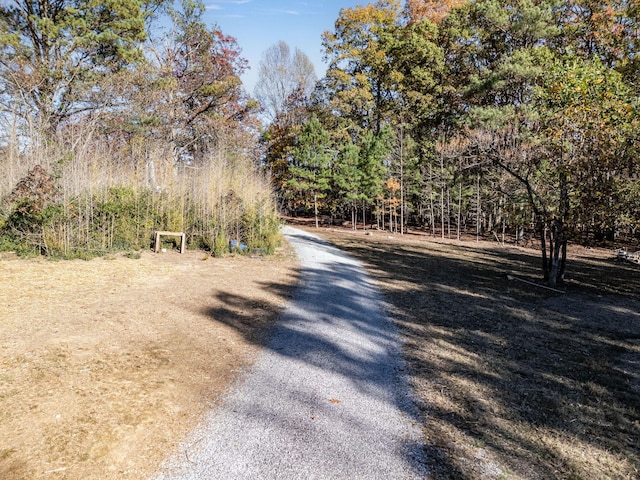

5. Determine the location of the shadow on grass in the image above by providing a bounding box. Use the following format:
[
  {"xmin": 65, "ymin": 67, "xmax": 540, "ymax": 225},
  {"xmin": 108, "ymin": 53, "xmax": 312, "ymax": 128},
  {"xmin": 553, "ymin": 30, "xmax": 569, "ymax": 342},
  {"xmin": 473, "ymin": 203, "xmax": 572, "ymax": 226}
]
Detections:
[{"xmin": 319, "ymin": 230, "xmax": 640, "ymax": 479}]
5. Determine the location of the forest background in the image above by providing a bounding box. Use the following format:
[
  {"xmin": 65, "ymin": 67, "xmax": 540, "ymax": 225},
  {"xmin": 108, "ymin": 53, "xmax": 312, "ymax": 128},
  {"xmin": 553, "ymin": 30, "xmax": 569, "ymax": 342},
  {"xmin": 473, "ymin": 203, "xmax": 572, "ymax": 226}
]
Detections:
[{"xmin": 0, "ymin": 0, "xmax": 639, "ymax": 286}]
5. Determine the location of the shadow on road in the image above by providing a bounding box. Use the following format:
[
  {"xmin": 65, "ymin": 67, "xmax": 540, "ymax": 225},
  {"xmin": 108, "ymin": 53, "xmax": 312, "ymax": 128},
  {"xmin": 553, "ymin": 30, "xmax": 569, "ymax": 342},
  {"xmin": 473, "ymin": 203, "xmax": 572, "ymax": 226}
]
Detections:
[
  {"xmin": 203, "ymin": 237, "xmax": 419, "ymax": 410},
  {"xmin": 199, "ymin": 227, "xmax": 429, "ymax": 477},
  {"xmin": 199, "ymin": 226, "xmax": 640, "ymax": 478}
]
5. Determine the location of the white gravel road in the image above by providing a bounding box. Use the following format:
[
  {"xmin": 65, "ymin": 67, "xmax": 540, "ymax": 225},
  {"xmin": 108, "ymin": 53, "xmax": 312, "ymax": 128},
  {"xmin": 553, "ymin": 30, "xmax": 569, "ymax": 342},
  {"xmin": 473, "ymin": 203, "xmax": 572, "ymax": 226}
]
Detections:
[{"xmin": 153, "ymin": 226, "xmax": 428, "ymax": 479}]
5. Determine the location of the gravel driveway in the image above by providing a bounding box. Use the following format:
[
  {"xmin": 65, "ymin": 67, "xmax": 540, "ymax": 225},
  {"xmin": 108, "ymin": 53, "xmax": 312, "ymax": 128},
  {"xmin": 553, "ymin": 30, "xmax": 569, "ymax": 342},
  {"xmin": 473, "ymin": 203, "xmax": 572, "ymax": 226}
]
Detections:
[{"xmin": 154, "ymin": 226, "xmax": 428, "ymax": 479}]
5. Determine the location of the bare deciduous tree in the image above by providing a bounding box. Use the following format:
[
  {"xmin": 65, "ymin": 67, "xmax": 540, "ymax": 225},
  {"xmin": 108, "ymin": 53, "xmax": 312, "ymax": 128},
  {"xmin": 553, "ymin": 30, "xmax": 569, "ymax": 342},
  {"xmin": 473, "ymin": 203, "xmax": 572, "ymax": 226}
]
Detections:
[{"xmin": 254, "ymin": 41, "xmax": 316, "ymax": 122}]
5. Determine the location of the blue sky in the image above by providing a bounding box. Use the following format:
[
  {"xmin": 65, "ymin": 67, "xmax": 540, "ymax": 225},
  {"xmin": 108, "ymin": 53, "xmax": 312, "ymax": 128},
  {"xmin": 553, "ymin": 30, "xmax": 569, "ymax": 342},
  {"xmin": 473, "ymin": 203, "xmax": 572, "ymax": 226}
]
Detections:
[{"xmin": 200, "ymin": 1, "xmax": 366, "ymax": 93}]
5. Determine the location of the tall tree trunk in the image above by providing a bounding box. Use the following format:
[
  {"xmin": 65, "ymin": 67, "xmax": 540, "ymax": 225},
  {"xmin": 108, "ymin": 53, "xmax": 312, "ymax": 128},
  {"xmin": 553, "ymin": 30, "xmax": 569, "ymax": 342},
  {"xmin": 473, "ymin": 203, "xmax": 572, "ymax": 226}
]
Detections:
[
  {"xmin": 548, "ymin": 220, "xmax": 566, "ymax": 288},
  {"xmin": 440, "ymin": 154, "xmax": 445, "ymax": 239},
  {"xmin": 314, "ymin": 192, "xmax": 319, "ymax": 229},
  {"xmin": 457, "ymin": 181, "xmax": 462, "ymax": 241},
  {"xmin": 549, "ymin": 153, "xmax": 570, "ymax": 287},
  {"xmin": 429, "ymin": 165, "xmax": 435, "ymax": 235},
  {"xmin": 362, "ymin": 200, "xmax": 366, "ymax": 230},
  {"xmin": 540, "ymin": 220, "xmax": 549, "ymax": 282},
  {"xmin": 400, "ymin": 128, "xmax": 405, "ymax": 235},
  {"xmin": 440, "ymin": 185, "xmax": 445, "ymax": 239},
  {"xmin": 476, "ymin": 173, "xmax": 481, "ymax": 242},
  {"xmin": 551, "ymin": 139, "xmax": 571, "ymax": 286},
  {"xmin": 447, "ymin": 186, "xmax": 451, "ymax": 239},
  {"xmin": 390, "ymin": 201, "xmax": 395, "ymax": 233},
  {"xmin": 352, "ymin": 202, "xmax": 356, "ymax": 230},
  {"xmin": 559, "ymin": 239, "xmax": 568, "ymax": 283}
]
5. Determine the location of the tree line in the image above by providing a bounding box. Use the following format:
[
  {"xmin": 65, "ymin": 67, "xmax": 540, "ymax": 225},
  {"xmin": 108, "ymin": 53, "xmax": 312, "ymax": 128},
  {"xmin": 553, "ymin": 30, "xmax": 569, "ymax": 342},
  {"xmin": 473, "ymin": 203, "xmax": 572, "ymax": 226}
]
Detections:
[
  {"xmin": 1, "ymin": 0, "xmax": 638, "ymax": 284},
  {"xmin": 261, "ymin": 0, "xmax": 639, "ymax": 286},
  {"xmin": 0, "ymin": 0, "xmax": 278, "ymax": 258}
]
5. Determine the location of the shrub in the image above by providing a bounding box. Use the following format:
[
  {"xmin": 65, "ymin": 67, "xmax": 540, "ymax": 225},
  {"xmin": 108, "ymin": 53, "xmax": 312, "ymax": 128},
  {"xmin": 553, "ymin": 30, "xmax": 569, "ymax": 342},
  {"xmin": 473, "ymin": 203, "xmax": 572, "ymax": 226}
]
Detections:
[
  {"xmin": 242, "ymin": 203, "xmax": 281, "ymax": 255},
  {"xmin": 213, "ymin": 232, "xmax": 229, "ymax": 257},
  {"xmin": 1, "ymin": 165, "xmax": 59, "ymax": 254},
  {"xmin": 93, "ymin": 186, "xmax": 149, "ymax": 251}
]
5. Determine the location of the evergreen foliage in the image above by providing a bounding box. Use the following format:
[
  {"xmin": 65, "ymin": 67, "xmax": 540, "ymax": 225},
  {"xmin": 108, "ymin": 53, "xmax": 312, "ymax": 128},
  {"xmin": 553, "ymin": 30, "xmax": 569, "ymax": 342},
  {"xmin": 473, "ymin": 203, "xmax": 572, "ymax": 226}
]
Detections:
[{"xmin": 288, "ymin": 115, "xmax": 333, "ymax": 228}]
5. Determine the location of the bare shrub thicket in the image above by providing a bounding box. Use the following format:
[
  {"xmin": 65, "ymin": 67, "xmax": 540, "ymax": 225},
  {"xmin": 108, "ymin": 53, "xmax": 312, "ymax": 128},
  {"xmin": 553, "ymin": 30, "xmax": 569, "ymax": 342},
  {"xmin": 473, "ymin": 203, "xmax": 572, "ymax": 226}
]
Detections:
[{"xmin": 0, "ymin": 118, "xmax": 278, "ymax": 258}]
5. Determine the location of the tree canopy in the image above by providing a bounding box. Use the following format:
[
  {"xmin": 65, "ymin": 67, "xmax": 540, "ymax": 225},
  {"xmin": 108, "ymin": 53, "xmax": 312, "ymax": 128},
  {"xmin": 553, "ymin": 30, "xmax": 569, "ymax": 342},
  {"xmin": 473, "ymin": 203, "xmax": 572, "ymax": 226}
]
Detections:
[
  {"xmin": 0, "ymin": 0, "xmax": 159, "ymax": 134},
  {"xmin": 0, "ymin": 0, "xmax": 638, "ymax": 283},
  {"xmin": 254, "ymin": 41, "xmax": 316, "ymax": 123},
  {"xmin": 266, "ymin": 0, "xmax": 639, "ymax": 286}
]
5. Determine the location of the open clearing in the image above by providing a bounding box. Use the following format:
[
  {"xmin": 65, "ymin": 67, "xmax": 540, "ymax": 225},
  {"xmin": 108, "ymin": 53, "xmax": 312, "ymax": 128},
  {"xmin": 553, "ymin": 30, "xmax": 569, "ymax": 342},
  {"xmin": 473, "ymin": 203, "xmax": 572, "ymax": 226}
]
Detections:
[
  {"xmin": 2, "ymin": 225, "xmax": 639, "ymax": 479},
  {"xmin": 0, "ymin": 246, "xmax": 298, "ymax": 479},
  {"xmin": 315, "ymin": 227, "xmax": 640, "ymax": 479}
]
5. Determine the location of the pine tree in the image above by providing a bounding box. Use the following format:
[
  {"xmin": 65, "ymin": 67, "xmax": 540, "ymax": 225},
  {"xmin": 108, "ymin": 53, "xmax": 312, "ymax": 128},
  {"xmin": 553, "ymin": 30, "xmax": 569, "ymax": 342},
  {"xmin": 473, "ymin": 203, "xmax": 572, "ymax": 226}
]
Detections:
[
  {"xmin": 289, "ymin": 115, "xmax": 333, "ymax": 228},
  {"xmin": 0, "ymin": 0, "xmax": 158, "ymax": 135},
  {"xmin": 333, "ymin": 141, "xmax": 363, "ymax": 229}
]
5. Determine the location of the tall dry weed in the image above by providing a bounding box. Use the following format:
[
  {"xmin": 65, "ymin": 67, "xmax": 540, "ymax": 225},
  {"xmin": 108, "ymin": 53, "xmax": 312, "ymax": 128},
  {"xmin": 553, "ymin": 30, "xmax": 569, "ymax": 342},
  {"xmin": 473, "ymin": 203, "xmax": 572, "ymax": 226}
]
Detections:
[{"xmin": 0, "ymin": 120, "xmax": 279, "ymax": 257}]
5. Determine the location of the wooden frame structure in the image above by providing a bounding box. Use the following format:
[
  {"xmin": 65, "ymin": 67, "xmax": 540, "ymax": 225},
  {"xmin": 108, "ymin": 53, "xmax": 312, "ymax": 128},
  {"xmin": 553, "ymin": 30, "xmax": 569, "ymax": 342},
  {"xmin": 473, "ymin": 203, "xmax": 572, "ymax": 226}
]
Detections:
[{"xmin": 154, "ymin": 231, "xmax": 186, "ymax": 254}]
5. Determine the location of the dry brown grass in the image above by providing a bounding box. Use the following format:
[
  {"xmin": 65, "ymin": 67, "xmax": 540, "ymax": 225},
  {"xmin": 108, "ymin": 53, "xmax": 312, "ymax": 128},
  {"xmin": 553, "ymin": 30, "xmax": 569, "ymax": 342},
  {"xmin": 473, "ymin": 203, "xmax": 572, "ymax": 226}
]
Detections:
[
  {"xmin": 4, "ymin": 220, "xmax": 638, "ymax": 479},
  {"xmin": 0, "ymin": 246, "xmax": 298, "ymax": 479},
  {"xmin": 314, "ymin": 227, "xmax": 640, "ymax": 480}
]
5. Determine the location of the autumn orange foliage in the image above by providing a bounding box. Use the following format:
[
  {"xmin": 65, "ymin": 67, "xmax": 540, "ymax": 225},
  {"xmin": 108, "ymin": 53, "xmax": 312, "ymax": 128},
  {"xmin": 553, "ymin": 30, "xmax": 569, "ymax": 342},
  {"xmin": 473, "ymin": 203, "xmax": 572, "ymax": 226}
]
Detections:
[{"xmin": 405, "ymin": 0, "xmax": 466, "ymax": 24}]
